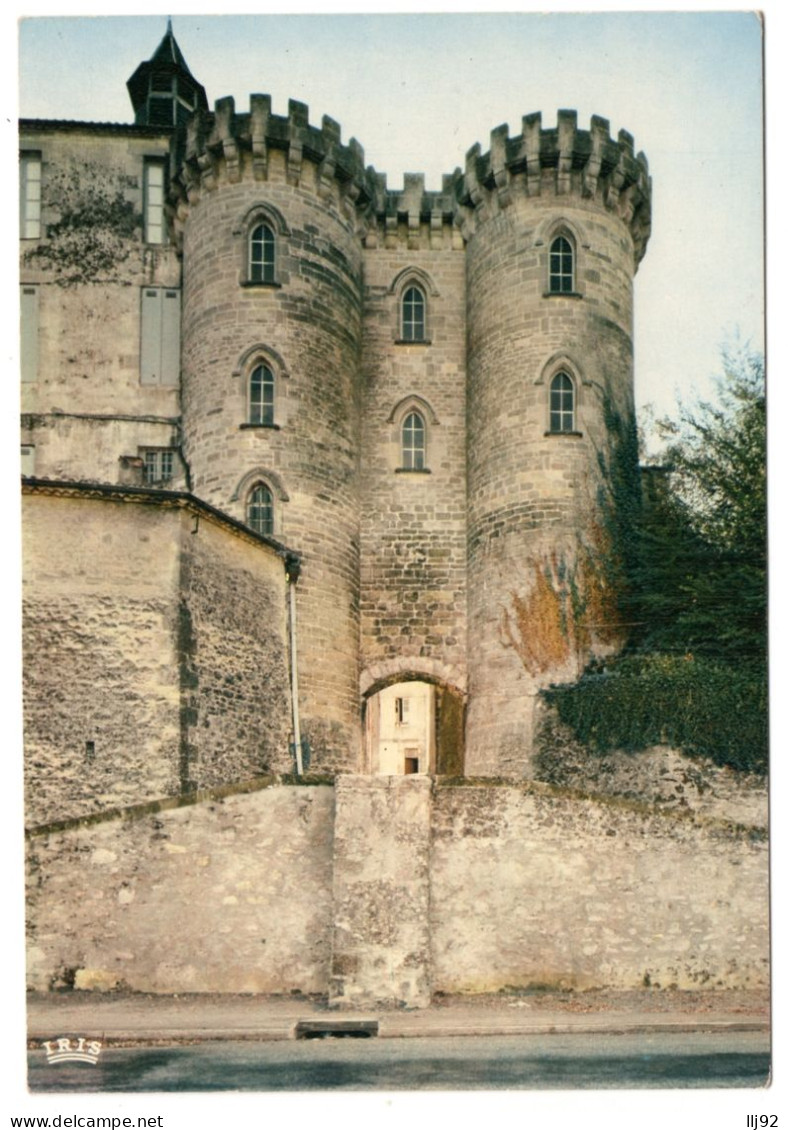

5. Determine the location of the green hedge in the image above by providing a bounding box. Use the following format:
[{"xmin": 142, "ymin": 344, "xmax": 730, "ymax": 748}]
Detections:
[{"xmin": 543, "ymin": 654, "xmax": 768, "ymax": 774}]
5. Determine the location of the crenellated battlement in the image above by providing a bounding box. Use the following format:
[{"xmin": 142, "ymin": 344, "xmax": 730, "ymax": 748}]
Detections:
[
  {"xmin": 364, "ymin": 170, "xmax": 464, "ymax": 248},
  {"xmin": 173, "ymin": 94, "xmax": 376, "ymax": 218},
  {"xmin": 172, "ymin": 99, "xmax": 650, "ymax": 260},
  {"xmin": 171, "ymin": 93, "xmax": 468, "ymax": 244},
  {"xmin": 458, "ymin": 110, "xmax": 651, "ymax": 264}
]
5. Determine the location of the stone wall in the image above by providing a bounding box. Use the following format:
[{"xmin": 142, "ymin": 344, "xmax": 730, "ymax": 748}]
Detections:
[
  {"xmin": 465, "ymin": 186, "xmax": 638, "ymax": 777},
  {"xmin": 179, "ymin": 142, "xmax": 365, "ymax": 775},
  {"xmin": 176, "ymin": 502, "xmax": 293, "ymax": 788},
  {"xmin": 533, "ymin": 709, "xmax": 769, "ymax": 828},
  {"xmin": 20, "ymin": 415, "xmax": 185, "ymax": 491},
  {"xmin": 359, "ymin": 242, "xmax": 467, "ymax": 687},
  {"xmin": 19, "ymin": 124, "xmax": 181, "ymax": 485},
  {"xmin": 26, "ymin": 775, "xmax": 766, "ymax": 1000},
  {"xmin": 329, "ymin": 776, "xmax": 433, "ymax": 1008},
  {"xmin": 26, "ymin": 783, "xmax": 335, "ymax": 994},
  {"xmin": 23, "ymin": 487, "xmax": 294, "ymax": 827},
  {"xmin": 430, "ymin": 783, "xmax": 768, "ymax": 994},
  {"xmin": 23, "ymin": 491, "xmax": 181, "ymax": 827}
]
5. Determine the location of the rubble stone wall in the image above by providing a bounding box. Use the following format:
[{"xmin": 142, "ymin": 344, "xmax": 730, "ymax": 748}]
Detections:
[
  {"xmin": 329, "ymin": 776, "xmax": 433, "ymax": 1008},
  {"xmin": 26, "ymin": 783, "xmax": 335, "ymax": 995},
  {"xmin": 430, "ymin": 783, "xmax": 769, "ymax": 994},
  {"xmin": 23, "ymin": 489, "xmax": 293, "ymax": 826},
  {"xmin": 22, "ymin": 492, "xmax": 182, "ymax": 827},
  {"xmin": 25, "ymin": 776, "xmax": 767, "ymax": 999}
]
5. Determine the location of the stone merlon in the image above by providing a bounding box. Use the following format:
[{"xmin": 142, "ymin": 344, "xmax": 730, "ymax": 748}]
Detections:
[{"xmin": 175, "ymin": 98, "xmax": 651, "ymax": 263}]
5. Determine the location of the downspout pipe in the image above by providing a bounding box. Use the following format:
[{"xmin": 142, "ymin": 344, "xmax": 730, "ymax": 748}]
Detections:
[{"xmin": 285, "ymin": 553, "xmax": 303, "ymax": 777}]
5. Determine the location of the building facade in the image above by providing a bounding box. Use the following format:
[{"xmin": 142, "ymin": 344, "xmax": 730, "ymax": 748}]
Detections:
[{"xmin": 21, "ymin": 26, "xmax": 652, "ymax": 819}]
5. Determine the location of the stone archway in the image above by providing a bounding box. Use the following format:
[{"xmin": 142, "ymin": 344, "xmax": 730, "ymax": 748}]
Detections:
[{"xmin": 363, "ymin": 676, "xmax": 465, "ymax": 777}]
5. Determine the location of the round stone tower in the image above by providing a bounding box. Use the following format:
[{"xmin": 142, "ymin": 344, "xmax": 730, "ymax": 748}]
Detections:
[
  {"xmin": 460, "ymin": 110, "xmax": 652, "ymax": 776},
  {"xmin": 172, "ymin": 95, "xmax": 375, "ymax": 773}
]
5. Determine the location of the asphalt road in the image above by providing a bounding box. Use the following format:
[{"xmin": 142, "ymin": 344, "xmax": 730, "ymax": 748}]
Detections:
[{"xmin": 27, "ymin": 1031, "xmax": 771, "ymax": 1092}]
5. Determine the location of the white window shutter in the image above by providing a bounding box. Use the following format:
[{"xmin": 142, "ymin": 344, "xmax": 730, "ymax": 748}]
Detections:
[
  {"xmin": 141, "ymin": 287, "xmax": 180, "ymax": 386},
  {"xmin": 20, "ymin": 286, "xmax": 39, "ymax": 383},
  {"xmin": 21, "ymin": 445, "xmax": 36, "ymax": 476},
  {"xmin": 160, "ymin": 289, "xmax": 181, "ymax": 386},
  {"xmin": 140, "ymin": 288, "xmax": 163, "ymax": 385}
]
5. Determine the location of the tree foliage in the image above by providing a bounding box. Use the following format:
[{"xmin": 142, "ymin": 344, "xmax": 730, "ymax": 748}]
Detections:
[
  {"xmin": 635, "ymin": 346, "xmax": 766, "ymax": 662},
  {"xmin": 542, "ymin": 345, "xmax": 767, "ymax": 774}
]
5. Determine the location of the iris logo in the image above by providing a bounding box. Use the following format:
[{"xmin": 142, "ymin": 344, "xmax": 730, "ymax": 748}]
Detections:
[{"xmin": 42, "ymin": 1037, "xmax": 102, "ymax": 1065}]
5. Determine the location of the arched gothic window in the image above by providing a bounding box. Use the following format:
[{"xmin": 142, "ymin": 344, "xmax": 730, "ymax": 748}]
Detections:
[
  {"xmin": 402, "ymin": 411, "xmax": 426, "ymax": 469},
  {"xmin": 549, "ymin": 236, "xmax": 574, "ymax": 294},
  {"xmin": 249, "ymin": 223, "xmax": 275, "ymax": 284},
  {"xmin": 249, "ymin": 363, "xmax": 275, "ymax": 425},
  {"xmin": 549, "ymin": 372, "xmax": 575, "ymax": 433},
  {"xmin": 401, "ymin": 285, "xmax": 426, "ymax": 342},
  {"xmin": 247, "ymin": 482, "xmax": 274, "ymax": 536}
]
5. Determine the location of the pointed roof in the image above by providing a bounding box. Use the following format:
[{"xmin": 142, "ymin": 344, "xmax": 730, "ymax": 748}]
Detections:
[
  {"xmin": 148, "ymin": 19, "xmax": 194, "ymax": 76},
  {"xmin": 126, "ymin": 20, "xmax": 208, "ymax": 126}
]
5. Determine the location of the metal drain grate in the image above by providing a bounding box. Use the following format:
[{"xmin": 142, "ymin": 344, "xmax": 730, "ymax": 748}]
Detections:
[{"xmin": 295, "ymin": 1019, "xmax": 379, "ymax": 1040}]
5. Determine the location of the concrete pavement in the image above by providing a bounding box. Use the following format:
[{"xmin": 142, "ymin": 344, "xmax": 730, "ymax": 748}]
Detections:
[{"xmin": 27, "ymin": 990, "xmax": 770, "ymax": 1047}]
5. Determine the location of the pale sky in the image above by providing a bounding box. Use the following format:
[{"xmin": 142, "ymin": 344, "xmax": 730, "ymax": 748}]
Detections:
[{"xmin": 14, "ymin": 9, "xmax": 766, "ymax": 441}]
